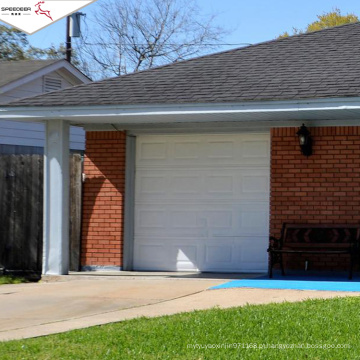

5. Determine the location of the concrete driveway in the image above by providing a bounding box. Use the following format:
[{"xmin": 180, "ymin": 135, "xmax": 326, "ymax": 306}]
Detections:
[{"xmin": 1, "ymin": 272, "xmax": 359, "ymax": 342}]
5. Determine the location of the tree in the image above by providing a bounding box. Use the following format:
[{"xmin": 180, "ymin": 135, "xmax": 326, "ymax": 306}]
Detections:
[
  {"xmin": 77, "ymin": 0, "xmax": 227, "ymax": 78},
  {"xmin": 0, "ymin": 25, "xmax": 78, "ymax": 63},
  {"xmin": 27, "ymin": 44, "xmax": 81, "ymax": 66},
  {"xmin": 0, "ymin": 25, "xmax": 29, "ymax": 60},
  {"xmin": 278, "ymin": 8, "xmax": 358, "ymax": 38}
]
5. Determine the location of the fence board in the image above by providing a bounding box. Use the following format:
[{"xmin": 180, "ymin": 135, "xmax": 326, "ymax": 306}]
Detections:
[
  {"xmin": 0, "ymin": 154, "xmax": 82, "ymax": 273},
  {"xmin": 69, "ymin": 154, "xmax": 82, "ymax": 271}
]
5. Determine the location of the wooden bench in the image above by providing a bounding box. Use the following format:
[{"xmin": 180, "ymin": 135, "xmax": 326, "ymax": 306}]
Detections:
[{"xmin": 267, "ymin": 224, "xmax": 360, "ymax": 279}]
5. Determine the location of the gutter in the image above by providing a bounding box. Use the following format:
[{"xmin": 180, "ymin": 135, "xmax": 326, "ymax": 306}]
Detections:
[{"xmin": 1, "ymin": 97, "xmax": 360, "ymax": 123}]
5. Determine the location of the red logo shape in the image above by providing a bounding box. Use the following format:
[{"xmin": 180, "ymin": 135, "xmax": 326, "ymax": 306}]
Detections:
[{"xmin": 34, "ymin": 1, "xmax": 53, "ymax": 21}]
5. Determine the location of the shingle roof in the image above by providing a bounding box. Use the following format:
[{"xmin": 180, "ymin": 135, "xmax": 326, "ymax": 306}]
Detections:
[
  {"xmin": 0, "ymin": 59, "xmax": 60, "ymax": 88},
  {"xmin": 6, "ymin": 22, "xmax": 360, "ymax": 107}
]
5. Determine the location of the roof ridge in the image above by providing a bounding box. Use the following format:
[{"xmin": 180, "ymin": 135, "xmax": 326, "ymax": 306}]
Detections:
[{"xmin": 100, "ymin": 21, "xmax": 360, "ymax": 80}]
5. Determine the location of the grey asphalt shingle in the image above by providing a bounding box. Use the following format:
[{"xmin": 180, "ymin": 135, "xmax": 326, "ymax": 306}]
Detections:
[
  {"xmin": 0, "ymin": 60, "xmax": 60, "ymax": 88},
  {"xmin": 5, "ymin": 22, "xmax": 360, "ymax": 107}
]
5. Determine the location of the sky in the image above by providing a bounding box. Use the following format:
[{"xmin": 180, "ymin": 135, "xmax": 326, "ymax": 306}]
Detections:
[{"xmin": 17, "ymin": 0, "xmax": 360, "ymax": 54}]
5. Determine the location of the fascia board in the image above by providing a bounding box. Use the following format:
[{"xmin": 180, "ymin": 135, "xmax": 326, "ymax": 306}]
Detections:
[{"xmin": 2, "ymin": 97, "xmax": 360, "ymax": 122}]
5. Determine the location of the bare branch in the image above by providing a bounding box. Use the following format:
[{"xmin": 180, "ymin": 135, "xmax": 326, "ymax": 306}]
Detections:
[{"xmin": 76, "ymin": 0, "xmax": 228, "ymax": 78}]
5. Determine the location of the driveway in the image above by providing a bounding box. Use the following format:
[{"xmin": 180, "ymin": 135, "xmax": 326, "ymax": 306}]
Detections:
[{"xmin": 0, "ymin": 272, "xmax": 359, "ymax": 341}]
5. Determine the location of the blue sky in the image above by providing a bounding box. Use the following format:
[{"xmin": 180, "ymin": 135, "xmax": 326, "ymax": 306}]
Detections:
[{"xmin": 25, "ymin": 0, "xmax": 360, "ymax": 52}]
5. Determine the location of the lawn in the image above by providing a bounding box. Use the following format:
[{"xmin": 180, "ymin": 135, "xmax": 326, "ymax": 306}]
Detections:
[
  {"xmin": 0, "ymin": 275, "xmax": 27, "ymax": 285},
  {"xmin": 0, "ymin": 296, "xmax": 359, "ymax": 359}
]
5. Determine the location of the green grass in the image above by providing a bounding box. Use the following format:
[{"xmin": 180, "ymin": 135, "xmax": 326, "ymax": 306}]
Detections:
[
  {"xmin": 0, "ymin": 296, "xmax": 359, "ymax": 359},
  {"xmin": 0, "ymin": 275, "xmax": 27, "ymax": 285}
]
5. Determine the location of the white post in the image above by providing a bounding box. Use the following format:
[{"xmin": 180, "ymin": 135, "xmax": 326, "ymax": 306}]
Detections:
[{"xmin": 43, "ymin": 120, "xmax": 70, "ymax": 275}]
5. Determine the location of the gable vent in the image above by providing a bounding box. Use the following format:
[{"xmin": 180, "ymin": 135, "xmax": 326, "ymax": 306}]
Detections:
[{"xmin": 43, "ymin": 77, "xmax": 62, "ymax": 92}]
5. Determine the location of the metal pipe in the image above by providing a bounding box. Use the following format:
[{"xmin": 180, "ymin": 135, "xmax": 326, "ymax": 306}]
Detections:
[{"xmin": 66, "ymin": 16, "xmax": 71, "ymax": 63}]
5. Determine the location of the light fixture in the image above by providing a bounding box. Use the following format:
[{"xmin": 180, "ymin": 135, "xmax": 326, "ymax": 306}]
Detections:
[{"xmin": 296, "ymin": 124, "xmax": 312, "ymax": 157}]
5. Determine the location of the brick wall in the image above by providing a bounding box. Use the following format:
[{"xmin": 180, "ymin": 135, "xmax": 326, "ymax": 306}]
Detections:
[
  {"xmin": 81, "ymin": 131, "xmax": 126, "ymax": 268},
  {"xmin": 270, "ymin": 126, "xmax": 360, "ymax": 271}
]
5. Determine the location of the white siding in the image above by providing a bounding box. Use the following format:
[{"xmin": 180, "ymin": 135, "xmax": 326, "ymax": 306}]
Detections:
[
  {"xmin": 0, "ymin": 70, "xmax": 85, "ymax": 150},
  {"xmin": 0, "ymin": 120, "xmax": 84, "ymax": 150}
]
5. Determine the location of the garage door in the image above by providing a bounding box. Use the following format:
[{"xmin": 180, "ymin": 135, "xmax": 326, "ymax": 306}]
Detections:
[{"xmin": 133, "ymin": 133, "xmax": 270, "ymax": 272}]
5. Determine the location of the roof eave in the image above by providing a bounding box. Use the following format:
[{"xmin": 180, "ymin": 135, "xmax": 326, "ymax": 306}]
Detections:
[{"xmin": 1, "ymin": 97, "xmax": 360, "ymax": 128}]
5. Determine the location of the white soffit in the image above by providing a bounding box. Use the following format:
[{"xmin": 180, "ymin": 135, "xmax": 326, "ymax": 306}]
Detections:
[{"xmin": 1, "ymin": 98, "xmax": 360, "ymax": 128}]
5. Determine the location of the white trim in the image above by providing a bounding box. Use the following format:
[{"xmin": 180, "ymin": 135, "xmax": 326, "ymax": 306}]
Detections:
[
  {"xmin": 2, "ymin": 97, "xmax": 360, "ymax": 125},
  {"xmin": 55, "ymin": 66, "xmax": 90, "ymax": 86},
  {"xmin": 123, "ymin": 135, "xmax": 136, "ymax": 270},
  {"xmin": 42, "ymin": 120, "xmax": 70, "ymax": 275}
]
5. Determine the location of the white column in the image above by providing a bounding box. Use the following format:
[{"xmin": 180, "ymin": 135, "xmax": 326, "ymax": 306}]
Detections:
[{"xmin": 43, "ymin": 120, "xmax": 70, "ymax": 275}]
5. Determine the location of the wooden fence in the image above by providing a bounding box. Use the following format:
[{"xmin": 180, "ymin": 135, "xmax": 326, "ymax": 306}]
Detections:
[{"xmin": 0, "ymin": 154, "xmax": 82, "ymax": 274}]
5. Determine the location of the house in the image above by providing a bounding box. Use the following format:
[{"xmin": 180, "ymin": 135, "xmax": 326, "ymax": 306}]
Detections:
[
  {"xmin": 0, "ymin": 59, "xmax": 91, "ymax": 153},
  {"xmin": 1, "ymin": 23, "xmax": 360, "ymax": 275}
]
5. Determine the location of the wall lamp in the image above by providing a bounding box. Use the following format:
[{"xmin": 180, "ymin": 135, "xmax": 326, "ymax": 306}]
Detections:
[{"xmin": 296, "ymin": 124, "xmax": 312, "ymax": 157}]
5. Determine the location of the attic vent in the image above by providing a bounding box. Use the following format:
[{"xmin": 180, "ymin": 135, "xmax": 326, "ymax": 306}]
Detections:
[{"xmin": 43, "ymin": 77, "xmax": 62, "ymax": 92}]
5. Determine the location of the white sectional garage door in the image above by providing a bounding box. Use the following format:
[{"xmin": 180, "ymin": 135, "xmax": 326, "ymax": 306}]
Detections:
[{"xmin": 133, "ymin": 133, "xmax": 270, "ymax": 272}]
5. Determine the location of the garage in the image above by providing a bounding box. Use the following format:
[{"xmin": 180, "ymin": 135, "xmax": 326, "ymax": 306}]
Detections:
[{"xmin": 133, "ymin": 133, "xmax": 270, "ymax": 272}]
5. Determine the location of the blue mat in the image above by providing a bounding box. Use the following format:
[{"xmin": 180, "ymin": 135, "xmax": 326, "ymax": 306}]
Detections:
[{"xmin": 210, "ymin": 276, "xmax": 360, "ymax": 292}]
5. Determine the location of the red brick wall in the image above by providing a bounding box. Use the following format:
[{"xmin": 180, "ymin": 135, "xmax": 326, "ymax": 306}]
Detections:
[
  {"xmin": 270, "ymin": 126, "xmax": 360, "ymax": 271},
  {"xmin": 81, "ymin": 131, "xmax": 126, "ymax": 268}
]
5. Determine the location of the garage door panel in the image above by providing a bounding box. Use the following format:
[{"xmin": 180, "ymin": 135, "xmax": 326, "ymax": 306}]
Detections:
[
  {"xmin": 206, "ymin": 244, "xmax": 233, "ymax": 263},
  {"xmin": 136, "ymin": 204, "xmax": 267, "ymax": 237},
  {"xmin": 207, "ymin": 140, "xmax": 234, "ymax": 159},
  {"xmin": 203, "ymin": 239, "xmax": 240, "ymax": 271},
  {"xmin": 238, "ymin": 206, "xmax": 270, "ymax": 236},
  {"xmin": 136, "ymin": 168, "xmax": 269, "ymax": 201},
  {"xmin": 134, "ymin": 238, "xmax": 202, "ymax": 271},
  {"xmin": 173, "ymin": 141, "xmax": 200, "ymax": 160},
  {"xmin": 203, "ymin": 210, "xmax": 233, "ymax": 229},
  {"xmin": 134, "ymin": 133, "xmax": 270, "ymax": 272},
  {"xmin": 241, "ymin": 140, "xmax": 269, "ymax": 159},
  {"xmin": 172, "ymin": 245, "xmax": 199, "ymax": 271},
  {"xmin": 136, "ymin": 205, "xmax": 268, "ymax": 240},
  {"xmin": 136, "ymin": 244, "xmax": 169, "ymax": 267},
  {"xmin": 138, "ymin": 175, "xmax": 167, "ymax": 195},
  {"xmin": 137, "ymin": 210, "xmax": 167, "ymax": 228},
  {"xmin": 135, "ymin": 205, "xmax": 209, "ymax": 237},
  {"xmin": 139, "ymin": 141, "xmax": 168, "ymax": 160},
  {"xmin": 207, "ymin": 175, "xmax": 233, "ymax": 195},
  {"xmin": 203, "ymin": 236, "xmax": 267, "ymax": 265},
  {"xmin": 136, "ymin": 134, "xmax": 270, "ymax": 167},
  {"xmin": 134, "ymin": 241, "xmax": 173, "ymax": 271},
  {"xmin": 172, "ymin": 175, "xmax": 202, "ymax": 194},
  {"xmin": 206, "ymin": 203, "xmax": 269, "ymax": 237},
  {"xmin": 242, "ymin": 175, "xmax": 269, "ymax": 194},
  {"xmin": 239, "ymin": 237, "xmax": 268, "ymax": 263}
]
